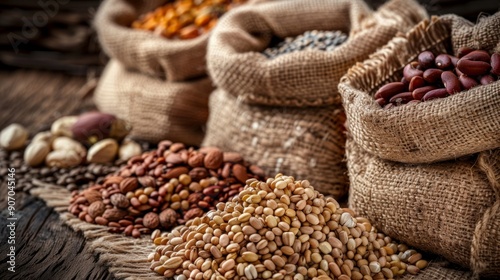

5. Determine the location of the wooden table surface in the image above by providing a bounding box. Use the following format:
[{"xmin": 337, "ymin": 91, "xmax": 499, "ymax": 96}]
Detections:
[{"xmin": 0, "ymin": 70, "xmax": 114, "ymax": 280}]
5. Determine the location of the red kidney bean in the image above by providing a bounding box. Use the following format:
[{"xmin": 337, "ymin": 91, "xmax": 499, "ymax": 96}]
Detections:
[
  {"xmin": 389, "ymin": 92, "xmax": 413, "ymax": 104},
  {"xmin": 418, "ymin": 51, "xmax": 435, "ymax": 69},
  {"xmin": 441, "ymin": 71, "xmax": 461, "ymax": 94},
  {"xmin": 462, "ymin": 50, "xmax": 490, "ymax": 62},
  {"xmin": 458, "ymin": 75, "xmax": 478, "ymax": 90},
  {"xmin": 423, "ymin": 88, "xmax": 448, "ymax": 101},
  {"xmin": 457, "ymin": 46, "xmax": 474, "ymax": 58},
  {"xmin": 376, "ymin": 98, "xmax": 387, "ymax": 106},
  {"xmin": 401, "ymin": 76, "xmax": 409, "ymax": 86},
  {"xmin": 491, "ymin": 53, "xmax": 500, "ymax": 75},
  {"xmin": 457, "ymin": 59, "xmax": 491, "ymax": 76},
  {"xmin": 480, "ymin": 75, "xmax": 495, "ymax": 85},
  {"xmin": 435, "ymin": 54, "xmax": 452, "ymax": 69},
  {"xmin": 423, "ymin": 68, "xmax": 443, "ymax": 83},
  {"xmin": 403, "ymin": 62, "xmax": 424, "ymax": 81},
  {"xmin": 412, "ymin": 86, "xmax": 437, "ymax": 100},
  {"xmin": 375, "ymin": 48, "xmax": 499, "ymax": 108},
  {"xmin": 409, "ymin": 76, "xmax": 426, "ymax": 92},
  {"xmin": 449, "ymin": 55, "xmax": 459, "ymax": 67},
  {"xmin": 374, "ymin": 82, "xmax": 407, "ymax": 100}
]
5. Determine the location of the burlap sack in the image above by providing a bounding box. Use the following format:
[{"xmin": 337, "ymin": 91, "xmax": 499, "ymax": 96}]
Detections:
[
  {"xmin": 94, "ymin": 60, "xmax": 212, "ymax": 145},
  {"xmin": 207, "ymin": 0, "xmax": 428, "ymax": 107},
  {"xmin": 203, "ymin": 0, "xmax": 428, "ymax": 198},
  {"xmin": 204, "ymin": 89, "xmax": 348, "ymax": 197},
  {"xmin": 94, "ymin": 0, "xmax": 208, "ymax": 82},
  {"xmin": 339, "ymin": 14, "xmax": 500, "ymax": 277}
]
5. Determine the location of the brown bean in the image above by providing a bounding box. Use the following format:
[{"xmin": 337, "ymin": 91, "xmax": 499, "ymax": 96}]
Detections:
[
  {"xmin": 168, "ymin": 143, "xmax": 184, "ymax": 152},
  {"xmin": 132, "ymin": 228, "xmax": 141, "ymax": 238},
  {"xmin": 163, "ymin": 166, "xmax": 190, "ymax": 179},
  {"xmin": 490, "ymin": 53, "xmax": 500, "ymax": 76},
  {"xmin": 118, "ymin": 219, "xmax": 133, "ymax": 227},
  {"xmin": 223, "ymin": 152, "xmax": 243, "ymax": 163},
  {"xmin": 95, "ymin": 216, "xmax": 108, "ymax": 225},
  {"xmin": 408, "ymin": 253, "xmax": 422, "ymax": 264},
  {"xmin": 458, "ymin": 75, "xmax": 479, "ymax": 90},
  {"xmin": 389, "ymin": 92, "xmax": 413, "ymax": 104},
  {"xmin": 423, "ymin": 68, "xmax": 443, "ymax": 83},
  {"xmin": 403, "ymin": 62, "xmax": 423, "ymax": 81},
  {"xmin": 409, "ymin": 76, "xmax": 426, "ymax": 92},
  {"xmin": 407, "ymin": 265, "xmax": 420, "ymax": 275},
  {"xmin": 130, "ymin": 197, "xmax": 141, "ymax": 208},
  {"xmin": 232, "ymin": 164, "xmax": 248, "ymax": 183},
  {"xmin": 374, "ymin": 82, "xmax": 407, "ymax": 100},
  {"xmin": 85, "ymin": 214, "xmax": 94, "ymax": 223},
  {"xmin": 412, "ymin": 86, "xmax": 437, "ymax": 100},
  {"xmin": 480, "ymin": 75, "xmax": 495, "ymax": 85},
  {"xmin": 450, "ymin": 55, "xmax": 459, "ymax": 67},
  {"xmin": 401, "ymin": 76, "xmax": 409, "ymax": 86},
  {"xmin": 198, "ymin": 201, "xmax": 209, "ymax": 208},
  {"xmin": 457, "ymin": 59, "xmax": 491, "ymax": 76},
  {"xmin": 417, "ymin": 51, "xmax": 435, "ymax": 69},
  {"xmin": 108, "ymin": 222, "xmax": 121, "ymax": 228},
  {"xmin": 375, "ymin": 98, "xmax": 386, "ymax": 107},
  {"xmin": 457, "ymin": 46, "xmax": 475, "ymax": 58},
  {"xmin": 124, "ymin": 224, "xmax": 134, "ymax": 235},
  {"xmin": 203, "ymin": 185, "xmax": 221, "ymax": 196},
  {"xmin": 441, "ymin": 71, "xmax": 461, "ymax": 94},
  {"xmin": 435, "ymin": 54, "xmax": 452, "ymax": 69},
  {"xmin": 221, "ymin": 163, "xmax": 231, "ymax": 178},
  {"xmin": 462, "ymin": 50, "xmax": 490, "ymax": 62},
  {"xmin": 423, "ymin": 88, "xmax": 448, "ymax": 101}
]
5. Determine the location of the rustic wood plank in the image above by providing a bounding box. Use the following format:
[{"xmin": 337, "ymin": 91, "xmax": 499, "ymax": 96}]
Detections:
[
  {"xmin": 0, "ymin": 69, "xmax": 112, "ymax": 279},
  {"xmin": 0, "ymin": 69, "xmax": 95, "ymax": 131},
  {"xmin": 0, "ymin": 190, "xmax": 114, "ymax": 280}
]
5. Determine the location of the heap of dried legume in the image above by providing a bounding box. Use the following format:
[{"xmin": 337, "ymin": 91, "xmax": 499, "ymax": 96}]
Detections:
[
  {"xmin": 132, "ymin": 0, "xmax": 248, "ymax": 40},
  {"xmin": 149, "ymin": 174, "xmax": 427, "ymax": 279},
  {"xmin": 262, "ymin": 30, "xmax": 348, "ymax": 58},
  {"xmin": 68, "ymin": 140, "xmax": 266, "ymax": 237},
  {"xmin": 374, "ymin": 48, "xmax": 500, "ymax": 108}
]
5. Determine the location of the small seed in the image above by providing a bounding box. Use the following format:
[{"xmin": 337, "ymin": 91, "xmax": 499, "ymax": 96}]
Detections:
[
  {"xmin": 318, "ymin": 241, "xmax": 332, "ymax": 254},
  {"xmin": 369, "ymin": 261, "xmax": 381, "ymax": 273},
  {"xmin": 163, "ymin": 257, "xmax": 183, "ymax": 269},
  {"xmin": 407, "ymin": 265, "xmax": 420, "ymax": 275},
  {"xmin": 242, "ymin": 252, "xmax": 259, "ymax": 262},
  {"xmin": 408, "ymin": 253, "xmax": 422, "ymax": 264},
  {"xmin": 306, "ymin": 214, "xmax": 319, "ymax": 225}
]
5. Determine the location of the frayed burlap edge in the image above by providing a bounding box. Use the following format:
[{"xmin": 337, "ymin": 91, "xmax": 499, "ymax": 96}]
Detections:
[
  {"xmin": 30, "ymin": 180, "xmax": 162, "ymax": 280},
  {"xmin": 94, "ymin": 0, "xmax": 209, "ymax": 82},
  {"xmin": 94, "ymin": 60, "xmax": 212, "ymax": 145},
  {"xmin": 339, "ymin": 15, "xmax": 500, "ymax": 164},
  {"xmin": 208, "ymin": 0, "xmax": 427, "ymax": 108}
]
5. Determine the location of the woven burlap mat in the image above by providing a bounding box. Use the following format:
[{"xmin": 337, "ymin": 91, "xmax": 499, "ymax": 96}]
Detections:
[{"xmin": 30, "ymin": 180, "xmax": 163, "ymax": 280}]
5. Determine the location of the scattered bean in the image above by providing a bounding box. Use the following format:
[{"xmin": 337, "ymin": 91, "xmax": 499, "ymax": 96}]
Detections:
[{"xmin": 68, "ymin": 141, "xmax": 265, "ymax": 237}]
